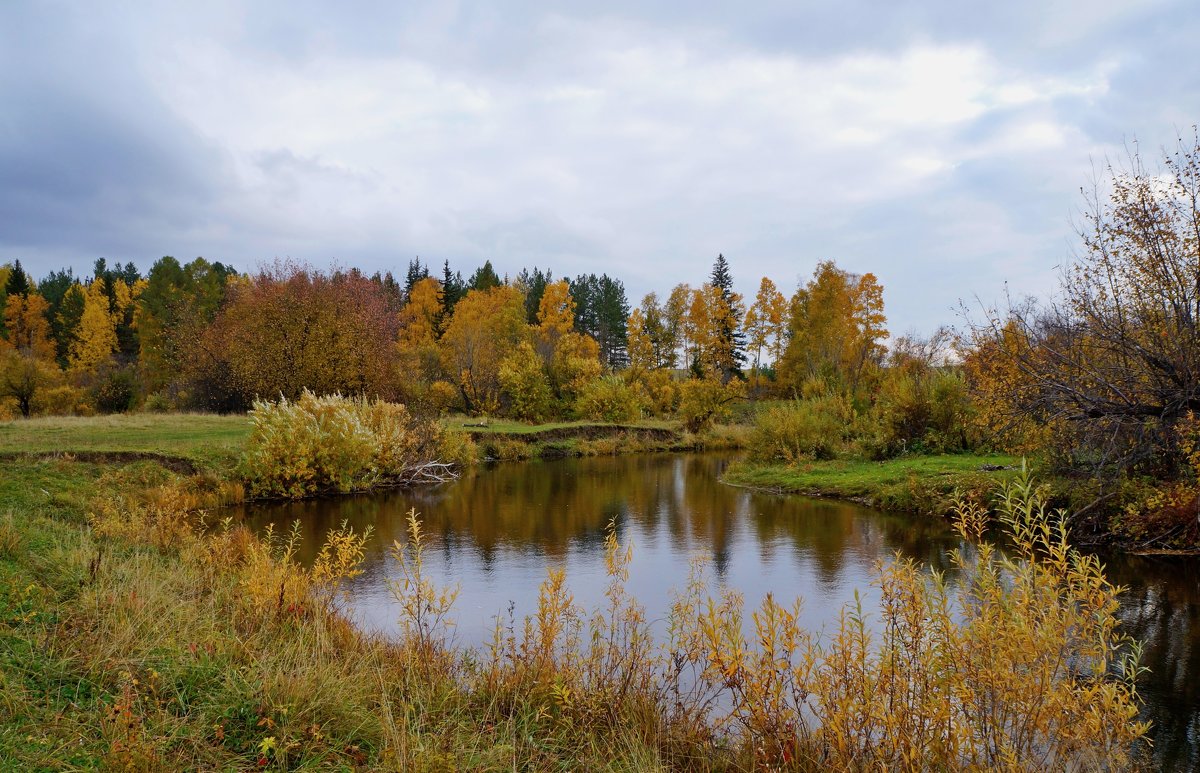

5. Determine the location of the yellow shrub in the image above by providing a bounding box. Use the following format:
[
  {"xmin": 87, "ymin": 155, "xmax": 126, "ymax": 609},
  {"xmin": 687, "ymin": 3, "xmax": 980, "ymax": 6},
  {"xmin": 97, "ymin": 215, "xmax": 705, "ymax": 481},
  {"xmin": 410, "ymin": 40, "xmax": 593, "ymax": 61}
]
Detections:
[{"xmin": 241, "ymin": 390, "xmax": 457, "ymax": 498}]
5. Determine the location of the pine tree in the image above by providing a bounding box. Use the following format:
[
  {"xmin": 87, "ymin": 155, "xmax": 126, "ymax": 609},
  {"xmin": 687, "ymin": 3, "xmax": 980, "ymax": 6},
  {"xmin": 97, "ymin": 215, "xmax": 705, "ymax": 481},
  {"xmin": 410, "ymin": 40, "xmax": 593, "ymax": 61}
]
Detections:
[
  {"xmin": 441, "ymin": 260, "xmax": 465, "ymax": 319},
  {"xmin": 404, "ymin": 258, "xmax": 429, "ymax": 300},
  {"xmin": 467, "ymin": 260, "xmax": 501, "ymax": 292},
  {"xmin": 4, "ymin": 259, "xmax": 30, "ymax": 298},
  {"xmin": 709, "ymin": 254, "xmax": 747, "ymax": 380},
  {"xmin": 516, "ymin": 266, "xmax": 553, "ymax": 324}
]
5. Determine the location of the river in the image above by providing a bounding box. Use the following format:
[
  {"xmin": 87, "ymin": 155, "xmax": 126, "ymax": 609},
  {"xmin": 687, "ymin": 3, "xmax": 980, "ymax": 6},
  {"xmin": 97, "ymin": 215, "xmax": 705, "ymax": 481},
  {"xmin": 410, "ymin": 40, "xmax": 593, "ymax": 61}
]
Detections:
[{"xmin": 237, "ymin": 452, "xmax": 1198, "ymax": 769}]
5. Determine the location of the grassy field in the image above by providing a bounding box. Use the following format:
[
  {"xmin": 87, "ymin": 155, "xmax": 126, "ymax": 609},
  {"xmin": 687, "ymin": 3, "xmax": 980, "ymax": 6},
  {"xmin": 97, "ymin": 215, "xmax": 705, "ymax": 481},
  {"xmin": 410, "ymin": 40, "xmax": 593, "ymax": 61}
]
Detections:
[
  {"xmin": 722, "ymin": 453, "xmax": 1020, "ymax": 514},
  {"xmin": 0, "ymin": 413, "xmax": 251, "ymax": 469}
]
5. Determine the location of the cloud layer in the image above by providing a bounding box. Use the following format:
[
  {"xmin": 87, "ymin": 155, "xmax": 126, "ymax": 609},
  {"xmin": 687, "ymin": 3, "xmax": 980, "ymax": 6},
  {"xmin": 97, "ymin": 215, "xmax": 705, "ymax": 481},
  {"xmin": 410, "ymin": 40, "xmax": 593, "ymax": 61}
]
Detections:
[{"xmin": 2, "ymin": 1, "xmax": 1197, "ymax": 334}]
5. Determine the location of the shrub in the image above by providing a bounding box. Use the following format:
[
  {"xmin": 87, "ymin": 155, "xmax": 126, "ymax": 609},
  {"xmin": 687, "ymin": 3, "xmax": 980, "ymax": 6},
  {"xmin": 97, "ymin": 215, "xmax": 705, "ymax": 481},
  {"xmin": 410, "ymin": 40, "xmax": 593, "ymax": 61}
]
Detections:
[
  {"xmin": 678, "ymin": 377, "xmax": 745, "ymax": 432},
  {"xmin": 671, "ymin": 465, "xmax": 1149, "ymax": 769},
  {"xmin": 92, "ymin": 364, "xmax": 139, "ymax": 414},
  {"xmin": 240, "ymin": 391, "xmax": 453, "ymax": 498},
  {"xmin": 141, "ymin": 391, "xmax": 172, "ymax": 413},
  {"xmin": 499, "ymin": 342, "xmax": 553, "ymax": 422},
  {"xmin": 427, "ymin": 380, "xmax": 462, "ymax": 415},
  {"xmin": 575, "ymin": 375, "xmax": 646, "ymax": 423},
  {"xmin": 748, "ymin": 397, "xmax": 850, "ymax": 462}
]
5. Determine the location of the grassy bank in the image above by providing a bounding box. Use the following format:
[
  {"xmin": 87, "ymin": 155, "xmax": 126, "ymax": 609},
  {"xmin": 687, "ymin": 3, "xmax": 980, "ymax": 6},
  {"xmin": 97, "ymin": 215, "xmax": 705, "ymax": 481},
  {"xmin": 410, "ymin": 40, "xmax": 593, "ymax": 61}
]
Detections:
[
  {"xmin": 0, "ymin": 415, "xmax": 1148, "ymax": 769},
  {"xmin": 0, "ymin": 425, "xmax": 685, "ymax": 769},
  {"xmin": 722, "ymin": 454, "xmax": 1020, "ymax": 515},
  {"xmin": 0, "ymin": 413, "xmax": 251, "ymax": 472},
  {"xmin": 447, "ymin": 415, "xmax": 747, "ymax": 460}
]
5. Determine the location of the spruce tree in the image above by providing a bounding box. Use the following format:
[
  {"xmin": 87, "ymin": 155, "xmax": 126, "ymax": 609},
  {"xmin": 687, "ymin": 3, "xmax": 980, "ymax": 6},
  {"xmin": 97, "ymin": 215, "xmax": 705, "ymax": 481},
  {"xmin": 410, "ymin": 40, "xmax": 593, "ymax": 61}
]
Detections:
[
  {"xmin": 467, "ymin": 260, "xmax": 501, "ymax": 291},
  {"xmin": 4, "ymin": 259, "xmax": 30, "ymax": 298},
  {"xmin": 710, "ymin": 254, "xmax": 747, "ymax": 379},
  {"xmin": 441, "ymin": 260, "xmax": 465, "ymax": 318}
]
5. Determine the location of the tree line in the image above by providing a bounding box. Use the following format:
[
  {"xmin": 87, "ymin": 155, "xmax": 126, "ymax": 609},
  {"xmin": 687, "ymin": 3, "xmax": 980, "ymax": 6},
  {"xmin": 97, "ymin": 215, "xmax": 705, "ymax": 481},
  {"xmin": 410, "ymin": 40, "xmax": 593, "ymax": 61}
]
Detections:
[{"xmin": 4, "ymin": 130, "xmax": 1200, "ymax": 544}]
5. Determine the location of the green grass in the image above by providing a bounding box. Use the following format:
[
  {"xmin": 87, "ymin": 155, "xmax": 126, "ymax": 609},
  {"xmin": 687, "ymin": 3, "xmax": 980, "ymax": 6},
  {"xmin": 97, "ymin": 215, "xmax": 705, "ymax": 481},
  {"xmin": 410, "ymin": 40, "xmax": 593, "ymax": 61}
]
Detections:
[
  {"xmin": 442, "ymin": 415, "xmax": 678, "ymax": 435},
  {"xmin": 723, "ymin": 453, "xmax": 1020, "ymax": 514},
  {"xmin": 0, "ymin": 413, "xmax": 250, "ymax": 470}
]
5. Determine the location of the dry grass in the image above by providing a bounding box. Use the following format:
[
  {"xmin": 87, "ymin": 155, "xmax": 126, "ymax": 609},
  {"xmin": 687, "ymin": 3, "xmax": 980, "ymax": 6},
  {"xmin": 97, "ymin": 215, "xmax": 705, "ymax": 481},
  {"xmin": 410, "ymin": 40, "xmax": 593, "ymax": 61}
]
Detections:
[{"xmin": 0, "ymin": 448, "xmax": 1148, "ymax": 770}]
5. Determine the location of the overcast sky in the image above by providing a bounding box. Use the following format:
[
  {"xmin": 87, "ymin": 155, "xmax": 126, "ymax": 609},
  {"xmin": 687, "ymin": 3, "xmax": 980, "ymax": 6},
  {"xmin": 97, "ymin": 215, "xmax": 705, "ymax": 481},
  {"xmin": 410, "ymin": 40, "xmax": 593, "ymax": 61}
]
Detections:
[{"xmin": 2, "ymin": 1, "xmax": 1197, "ymax": 335}]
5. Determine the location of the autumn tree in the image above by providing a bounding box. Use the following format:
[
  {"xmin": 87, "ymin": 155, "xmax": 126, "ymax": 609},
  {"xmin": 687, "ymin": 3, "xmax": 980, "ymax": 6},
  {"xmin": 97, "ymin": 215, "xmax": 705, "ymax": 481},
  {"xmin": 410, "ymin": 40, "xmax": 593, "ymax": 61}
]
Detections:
[
  {"xmin": 68, "ymin": 280, "xmax": 119, "ymax": 375},
  {"xmin": 499, "ymin": 341, "xmax": 553, "ymax": 421},
  {"xmin": 551, "ymin": 332, "xmax": 603, "ymax": 408},
  {"xmin": 683, "ymin": 284, "xmax": 715, "ymax": 376},
  {"xmin": 1, "ymin": 292, "xmax": 55, "ymax": 361},
  {"xmin": 665, "ymin": 284, "xmax": 691, "ymax": 368},
  {"xmin": 135, "ymin": 256, "xmax": 235, "ymax": 394},
  {"xmin": 191, "ymin": 263, "xmax": 399, "ymax": 410},
  {"xmin": 0, "ymin": 348, "xmax": 62, "ymax": 417},
  {"xmin": 744, "ymin": 276, "xmax": 788, "ymax": 391},
  {"xmin": 535, "ymin": 279, "xmax": 575, "ymax": 361},
  {"xmin": 395, "ymin": 275, "xmax": 446, "ymax": 400},
  {"xmin": 968, "ymin": 132, "xmax": 1200, "ymax": 477},
  {"xmin": 626, "ymin": 307, "xmax": 654, "ymax": 374},
  {"xmin": 439, "ymin": 284, "xmax": 529, "ymax": 414},
  {"xmin": 638, "ymin": 292, "xmax": 679, "ymax": 369},
  {"xmin": 778, "ymin": 260, "xmax": 888, "ymax": 394}
]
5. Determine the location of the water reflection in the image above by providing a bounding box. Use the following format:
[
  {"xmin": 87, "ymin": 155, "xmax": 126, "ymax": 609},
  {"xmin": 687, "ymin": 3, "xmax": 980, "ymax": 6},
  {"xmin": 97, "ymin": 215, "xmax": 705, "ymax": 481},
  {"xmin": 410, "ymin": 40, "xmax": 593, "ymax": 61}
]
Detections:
[
  {"xmin": 235, "ymin": 453, "xmax": 1197, "ymax": 769},
  {"xmin": 1104, "ymin": 554, "xmax": 1200, "ymax": 771}
]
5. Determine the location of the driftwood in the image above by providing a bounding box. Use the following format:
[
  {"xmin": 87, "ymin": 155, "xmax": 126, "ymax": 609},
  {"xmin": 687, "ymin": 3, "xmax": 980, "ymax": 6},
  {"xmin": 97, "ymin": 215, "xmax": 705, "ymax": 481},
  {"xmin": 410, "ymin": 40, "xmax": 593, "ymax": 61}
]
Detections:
[{"xmin": 397, "ymin": 460, "xmax": 461, "ymax": 485}]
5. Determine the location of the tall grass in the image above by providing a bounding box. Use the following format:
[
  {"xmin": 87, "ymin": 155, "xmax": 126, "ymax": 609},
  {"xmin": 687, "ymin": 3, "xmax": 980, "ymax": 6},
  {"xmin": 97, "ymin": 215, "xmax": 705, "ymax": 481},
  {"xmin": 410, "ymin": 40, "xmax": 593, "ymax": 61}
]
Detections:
[{"xmin": 11, "ymin": 457, "xmax": 1148, "ymax": 769}]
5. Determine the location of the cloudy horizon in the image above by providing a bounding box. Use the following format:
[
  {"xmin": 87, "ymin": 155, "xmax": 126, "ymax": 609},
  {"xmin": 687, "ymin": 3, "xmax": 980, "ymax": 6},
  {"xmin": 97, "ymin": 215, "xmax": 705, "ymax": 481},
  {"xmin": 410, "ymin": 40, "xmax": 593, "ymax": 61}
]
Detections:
[{"xmin": 2, "ymin": 1, "xmax": 1197, "ymax": 336}]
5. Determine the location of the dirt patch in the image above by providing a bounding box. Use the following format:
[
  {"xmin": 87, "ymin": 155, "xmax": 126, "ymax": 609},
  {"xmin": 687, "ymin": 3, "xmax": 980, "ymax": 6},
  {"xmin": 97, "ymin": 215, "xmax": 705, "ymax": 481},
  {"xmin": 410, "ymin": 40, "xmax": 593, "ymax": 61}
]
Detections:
[{"xmin": 0, "ymin": 450, "xmax": 199, "ymax": 476}]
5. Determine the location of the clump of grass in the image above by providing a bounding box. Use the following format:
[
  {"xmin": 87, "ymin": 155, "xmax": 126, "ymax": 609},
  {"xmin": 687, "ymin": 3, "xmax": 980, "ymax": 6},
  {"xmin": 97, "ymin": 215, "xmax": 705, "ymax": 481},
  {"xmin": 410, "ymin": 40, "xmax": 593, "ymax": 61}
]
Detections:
[{"xmin": 0, "ymin": 511, "xmax": 20, "ymax": 559}]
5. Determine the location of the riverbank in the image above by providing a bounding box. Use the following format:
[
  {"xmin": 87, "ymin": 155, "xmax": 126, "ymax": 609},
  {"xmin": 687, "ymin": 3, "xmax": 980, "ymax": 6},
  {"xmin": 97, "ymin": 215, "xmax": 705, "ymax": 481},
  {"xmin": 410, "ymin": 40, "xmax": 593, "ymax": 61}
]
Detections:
[
  {"xmin": 721, "ymin": 455, "xmax": 1020, "ymax": 515},
  {"xmin": 454, "ymin": 416, "xmax": 747, "ymax": 459},
  {"xmin": 0, "ymin": 414, "xmax": 1157, "ymax": 769},
  {"xmin": 0, "ymin": 422, "xmax": 689, "ymax": 769}
]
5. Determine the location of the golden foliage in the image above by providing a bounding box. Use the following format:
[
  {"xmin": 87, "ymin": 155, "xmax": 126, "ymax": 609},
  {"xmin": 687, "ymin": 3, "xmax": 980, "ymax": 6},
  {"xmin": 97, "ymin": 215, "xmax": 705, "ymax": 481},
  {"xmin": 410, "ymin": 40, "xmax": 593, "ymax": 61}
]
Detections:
[
  {"xmin": 550, "ymin": 331, "xmax": 602, "ymax": 403},
  {"xmin": 240, "ymin": 391, "xmax": 448, "ymax": 498},
  {"xmin": 678, "ymin": 376, "xmax": 744, "ymax": 432},
  {"xmin": 439, "ymin": 285, "xmax": 529, "ymax": 414},
  {"xmin": 536, "ymin": 279, "xmax": 575, "ymax": 356},
  {"xmin": 1, "ymin": 292, "xmax": 55, "ymax": 360},
  {"xmin": 69, "ymin": 280, "xmax": 119, "ymax": 374},
  {"xmin": 499, "ymin": 341, "xmax": 554, "ymax": 422},
  {"xmin": 779, "ymin": 261, "xmax": 888, "ymax": 394}
]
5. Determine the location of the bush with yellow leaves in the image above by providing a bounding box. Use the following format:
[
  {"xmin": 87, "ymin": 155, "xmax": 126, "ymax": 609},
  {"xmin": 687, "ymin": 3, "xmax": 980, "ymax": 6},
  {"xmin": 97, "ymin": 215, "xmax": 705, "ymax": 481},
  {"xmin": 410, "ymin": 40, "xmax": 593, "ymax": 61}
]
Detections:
[{"xmin": 240, "ymin": 390, "xmax": 460, "ymax": 499}]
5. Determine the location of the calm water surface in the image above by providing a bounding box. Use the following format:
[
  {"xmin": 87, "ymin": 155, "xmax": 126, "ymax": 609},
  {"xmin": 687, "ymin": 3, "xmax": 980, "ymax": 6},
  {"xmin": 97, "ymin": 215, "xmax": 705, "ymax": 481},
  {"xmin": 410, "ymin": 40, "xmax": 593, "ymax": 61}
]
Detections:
[{"xmin": 238, "ymin": 453, "xmax": 1198, "ymax": 770}]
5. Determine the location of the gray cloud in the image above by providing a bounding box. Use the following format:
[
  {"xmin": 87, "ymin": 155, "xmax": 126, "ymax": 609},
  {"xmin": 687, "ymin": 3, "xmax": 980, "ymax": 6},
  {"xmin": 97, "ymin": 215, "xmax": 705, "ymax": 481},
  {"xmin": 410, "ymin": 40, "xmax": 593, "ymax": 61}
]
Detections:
[{"xmin": 2, "ymin": 1, "xmax": 1198, "ymax": 334}]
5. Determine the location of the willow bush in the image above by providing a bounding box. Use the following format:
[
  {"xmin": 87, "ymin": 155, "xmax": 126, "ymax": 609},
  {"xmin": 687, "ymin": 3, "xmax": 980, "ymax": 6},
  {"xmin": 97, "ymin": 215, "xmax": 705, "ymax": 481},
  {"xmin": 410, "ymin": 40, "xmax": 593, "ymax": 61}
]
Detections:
[
  {"xmin": 408, "ymin": 466, "xmax": 1149, "ymax": 770},
  {"xmin": 240, "ymin": 390, "xmax": 463, "ymax": 498}
]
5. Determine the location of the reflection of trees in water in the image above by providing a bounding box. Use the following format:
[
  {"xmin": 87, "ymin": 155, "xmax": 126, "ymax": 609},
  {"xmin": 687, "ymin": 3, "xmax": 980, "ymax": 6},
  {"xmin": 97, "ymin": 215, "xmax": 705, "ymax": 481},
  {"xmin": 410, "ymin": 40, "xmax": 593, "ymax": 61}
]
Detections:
[
  {"xmin": 232, "ymin": 454, "xmax": 1199, "ymax": 766},
  {"xmin": 236, "ymin": 452, "xmax": 960, "ymax": 585},
  {"xmin": 1104, "ymin": 555, "xmax": 1200, "ymax": 772}
]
